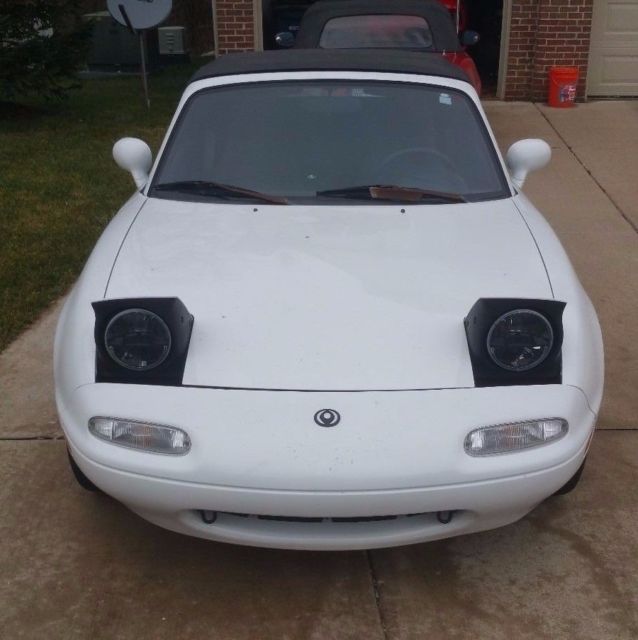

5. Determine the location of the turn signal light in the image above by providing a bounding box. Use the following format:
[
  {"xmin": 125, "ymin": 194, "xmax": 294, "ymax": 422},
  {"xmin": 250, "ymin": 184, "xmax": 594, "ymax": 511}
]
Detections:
[
  {"xmin": 89, "ymin": 417, "xmax": 191, "ymax": 455},
  {"xmin": 464, "ymin": 418, "xmax": 567, "ymax": 456}
]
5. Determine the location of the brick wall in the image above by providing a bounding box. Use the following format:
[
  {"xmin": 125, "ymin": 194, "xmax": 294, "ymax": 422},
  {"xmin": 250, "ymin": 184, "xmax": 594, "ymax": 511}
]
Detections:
[
  {"xmin": 505, "ymin": 0, "xmax": 593, "ymax": 101},
  {"xmin": 166, "ymin": 0, "xmax": 215, "ymax": 54},
  {"xmin": 215, "ymin": 0, "xmax": 256, "ymax": 54}
]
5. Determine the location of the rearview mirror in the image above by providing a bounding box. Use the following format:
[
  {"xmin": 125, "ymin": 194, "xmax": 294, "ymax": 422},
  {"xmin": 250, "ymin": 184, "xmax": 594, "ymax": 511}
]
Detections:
[
  {"xmin": 275, "ymin": 31, "xmax": 295, "ymax": 48},
  {"xmin": 505, "ymin": 139, "xmax": 551, "ymax": 189},
  {"xmin": 113, "ymin": 137, "xmax": 152, "ymax": 189},
  {"xmin": 460, "ymin": 30, "xmax": 480, "ymax": 47}
]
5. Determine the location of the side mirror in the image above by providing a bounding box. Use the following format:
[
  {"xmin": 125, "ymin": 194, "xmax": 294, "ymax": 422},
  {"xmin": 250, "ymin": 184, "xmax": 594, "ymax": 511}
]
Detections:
[
  {"xmin": 275, "ymin": 31, "xmax": 295, "ymax": 48},
  {"xmin": 460, "ymin": 30, "xmax": 480, "ymax": 47},
  {"xmin": 505, "ymin": 139, "xmax": 551, "ymax": 189},
  {"xmin": 113, "ymin": 137, "xmax": 152, "ymax": 189}
]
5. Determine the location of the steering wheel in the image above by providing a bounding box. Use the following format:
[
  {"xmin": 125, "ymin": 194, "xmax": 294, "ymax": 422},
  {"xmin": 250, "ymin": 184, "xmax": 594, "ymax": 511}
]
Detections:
[{"xmin": 375, "ymin": 147, "xmax": 468, "ymax": 192}]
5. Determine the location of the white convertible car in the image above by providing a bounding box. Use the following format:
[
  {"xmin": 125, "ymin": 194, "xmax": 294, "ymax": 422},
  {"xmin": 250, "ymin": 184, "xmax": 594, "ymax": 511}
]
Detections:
[{"xmin": 55, "ymin": 50, "xmax": 604, "ymax": 550}]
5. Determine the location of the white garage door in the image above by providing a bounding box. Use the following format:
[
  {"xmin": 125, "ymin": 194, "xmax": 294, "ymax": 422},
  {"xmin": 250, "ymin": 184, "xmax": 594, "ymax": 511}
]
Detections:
[{"xmin": 588, "ymin": 0, "xmax": 638, "ymax": 96}]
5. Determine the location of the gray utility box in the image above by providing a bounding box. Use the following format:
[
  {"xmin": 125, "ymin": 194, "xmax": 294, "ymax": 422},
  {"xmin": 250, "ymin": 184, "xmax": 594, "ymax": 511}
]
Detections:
[{"xmin": 159, "ymin": 26, "xmax": 187, "ymax": 55}]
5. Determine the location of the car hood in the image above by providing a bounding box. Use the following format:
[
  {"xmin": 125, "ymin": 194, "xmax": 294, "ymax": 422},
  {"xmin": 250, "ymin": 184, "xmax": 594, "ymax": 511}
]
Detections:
[{"xmin": 105, "ymin": 198, "xmax": 552, "ymax": 390}]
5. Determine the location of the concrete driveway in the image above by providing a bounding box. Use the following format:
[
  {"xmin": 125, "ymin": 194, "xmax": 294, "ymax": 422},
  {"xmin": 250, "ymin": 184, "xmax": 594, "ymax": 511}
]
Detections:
[{"xmin": 1, "ymin": 101, "xmax": 637, "ymax": 639}]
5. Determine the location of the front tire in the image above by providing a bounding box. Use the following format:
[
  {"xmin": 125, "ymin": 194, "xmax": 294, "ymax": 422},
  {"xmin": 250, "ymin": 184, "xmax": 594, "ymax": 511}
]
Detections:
[
  {"xmin": 553, "ymin": 459, "xmax": 586, "ymax": 496},
  {"xmin": 67, "ymin": 449, "xmax": 101, "ymax": 492}
]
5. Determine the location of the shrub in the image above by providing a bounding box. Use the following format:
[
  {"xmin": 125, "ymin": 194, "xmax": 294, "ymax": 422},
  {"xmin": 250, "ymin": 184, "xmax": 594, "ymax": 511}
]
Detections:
[{"xmin": 0, "ymin": 0, "xmax": 92, "ymax": 101}]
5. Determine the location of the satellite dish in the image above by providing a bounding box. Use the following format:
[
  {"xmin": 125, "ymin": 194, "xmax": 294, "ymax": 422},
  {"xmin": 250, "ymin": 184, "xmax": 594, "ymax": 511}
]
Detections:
[
  {"xmin": 107, "ymin": 0, "xmax": 172, "ymax": 31},
  {"xmin": 107, "ymin": 0, "xmax": 173, "ymax": 109}
]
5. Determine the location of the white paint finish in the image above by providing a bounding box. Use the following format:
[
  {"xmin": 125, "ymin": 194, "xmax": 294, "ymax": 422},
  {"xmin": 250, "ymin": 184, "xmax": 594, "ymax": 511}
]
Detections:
[
  {"xmin": 54, "ymin": 192, "xmax": 147, "ymax": 392},
  {"xmin": 588, "ymin": 0, "xmax": 638, "ymax": 96},
  {"xmin": 112, "ymin": 138, "xmax": 152, "ymax": 189},
  {"xmin": 105, "ymin": 198, "xmax": 551, "ymax": 390},
  {"xmin": 60, "ymin": 383, "xmax": 594, "ymax": 491},
  {"xmin": 62, "ymin": 382, "xmax": 593, "ymax": 549},
  {"xmin": 505, "ymin": 138, "xmax": 552, "ymax": 189},
  {"xmin": 514, "ymin": 193, "xmax": 605, "ymax": 413},
  {"xmin": 83, "ymin": 454, "xmax": 584, "ymax": 550},
  {"xmin": 65, "ymin": 421, "xmax": 590, "ymax": 549},
  {"xmin": 54, "ymin": 68, "xmax": 605, "ymax": 548}
]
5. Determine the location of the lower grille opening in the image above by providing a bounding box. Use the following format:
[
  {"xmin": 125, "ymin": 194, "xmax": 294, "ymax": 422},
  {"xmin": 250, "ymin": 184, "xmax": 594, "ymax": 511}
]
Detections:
[
  {"xmin": 256, "ymin": 514, "xmax": 402, "ymax": 523},
  {"xmin": 198, "ymin": 510, "xmax": 458, "ymax": 525}
]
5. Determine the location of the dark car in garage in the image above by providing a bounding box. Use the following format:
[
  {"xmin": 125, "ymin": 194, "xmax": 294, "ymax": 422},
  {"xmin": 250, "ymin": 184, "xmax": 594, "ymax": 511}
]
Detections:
[{"xmin": 273, "ymin": 0, "xmax": 482, "ymax": 93}]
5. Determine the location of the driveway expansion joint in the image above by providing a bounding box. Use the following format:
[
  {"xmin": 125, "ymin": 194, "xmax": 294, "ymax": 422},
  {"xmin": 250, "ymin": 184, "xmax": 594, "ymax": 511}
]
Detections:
[
  {"xmin": 0, "ymin": 435, "xmax": 65, "ymax": 442},
  {"xmin": 366, "ymin": 550, "xmax": 390, "ymax": 640}
]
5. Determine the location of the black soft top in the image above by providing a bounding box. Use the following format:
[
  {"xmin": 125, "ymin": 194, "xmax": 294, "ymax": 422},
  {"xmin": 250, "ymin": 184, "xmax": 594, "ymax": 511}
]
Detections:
[
  {"xmin": 294, "ymin": 0, "xmax": 461, "ymax": 51},
  {"xmin": 190, "ymin": 49, "xmax": 469, "ymax": 84}
]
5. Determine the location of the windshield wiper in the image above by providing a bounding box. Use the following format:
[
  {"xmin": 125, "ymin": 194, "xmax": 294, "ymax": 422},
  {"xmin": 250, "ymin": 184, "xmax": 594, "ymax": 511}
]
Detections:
[
  {"xmin": 316, "ymin": 185, "xmax": 466, "ymax": 203},
  {"xmin": 152, "ymin": 180, "xmax": 288, "ymax": 205}
]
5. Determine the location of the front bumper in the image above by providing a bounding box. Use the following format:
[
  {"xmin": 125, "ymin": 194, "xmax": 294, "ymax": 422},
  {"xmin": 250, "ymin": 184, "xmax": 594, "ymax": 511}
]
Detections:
[{"xmin": 59, "ymin": 383, "xmax": 596, "ymax": 550}]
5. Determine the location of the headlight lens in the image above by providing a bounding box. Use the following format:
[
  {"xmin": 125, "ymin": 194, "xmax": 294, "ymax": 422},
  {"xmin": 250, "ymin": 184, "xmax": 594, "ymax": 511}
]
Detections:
[
  {"xmin": 464, "ymin": 418, "xmax": 567, "ymax": 456},
  {"xmin": 89, "ymin": 417, "xmax": 191, "ymax": 454},
  {"xmin": 104, "ymin": 308, "xmax": 172, "ymax": 371},
  {"xmin": 486, "ymin": 309, "xmax": 553, "ymax": 372}
]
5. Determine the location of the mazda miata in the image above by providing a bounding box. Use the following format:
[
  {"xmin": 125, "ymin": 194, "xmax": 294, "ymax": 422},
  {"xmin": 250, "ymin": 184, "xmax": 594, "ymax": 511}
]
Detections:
[{"xmin": 55, "ymin": 50, "xmax": 604, "ymax": 550}]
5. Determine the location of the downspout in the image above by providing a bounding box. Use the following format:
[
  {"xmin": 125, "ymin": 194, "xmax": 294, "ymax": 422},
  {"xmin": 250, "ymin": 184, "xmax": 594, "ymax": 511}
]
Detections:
[
  {"xmin": 253, "ymin": 0, "xmax": 263, "ymax": 51},
  {"xmin": 496, "ymin": 0, "xmax": 512, "ymax": 99},
  {"xmin": 212, "ymin": 0, "xmax": 219, "ymax": 57}
]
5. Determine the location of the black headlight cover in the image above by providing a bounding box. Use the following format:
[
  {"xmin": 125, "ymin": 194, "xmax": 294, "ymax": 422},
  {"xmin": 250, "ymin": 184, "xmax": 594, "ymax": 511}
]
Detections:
[
  {"xmin": 464, "ymin": 298, "xmax": 566, "ymax": 387},
  {"xmin": 92, "ymin": 298, "xmax": 194, "ymax": 385}
]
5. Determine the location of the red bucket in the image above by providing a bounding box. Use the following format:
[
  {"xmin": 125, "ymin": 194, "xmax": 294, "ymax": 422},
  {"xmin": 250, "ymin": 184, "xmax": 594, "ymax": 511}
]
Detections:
[{"xmin": 548, "ymin": 67, "xmax": 579, "ymax": 108}]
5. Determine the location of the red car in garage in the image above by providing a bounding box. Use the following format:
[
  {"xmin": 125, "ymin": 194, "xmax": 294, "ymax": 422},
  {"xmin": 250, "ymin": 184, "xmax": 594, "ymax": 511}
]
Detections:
[
  {"xmin": 285, "ymin": 0, "xmax": 481, "ymax": 93},
  {"xmin": 439, "ymin": 0, "xmax": 468, "ymax": 32}
]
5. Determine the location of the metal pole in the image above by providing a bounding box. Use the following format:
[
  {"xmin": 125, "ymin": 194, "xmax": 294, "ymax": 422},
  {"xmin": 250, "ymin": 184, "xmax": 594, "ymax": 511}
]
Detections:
[
  {"xmin": 456, "ymin": 0, "xmax": 460, "ymax": 33},
  {"xmin": 118, "ymin": 5, "xmax": 150, "ymax": 109},
  {"xmin": 139, "ymin": 30, "xmax": 150, "ymax": 109}
]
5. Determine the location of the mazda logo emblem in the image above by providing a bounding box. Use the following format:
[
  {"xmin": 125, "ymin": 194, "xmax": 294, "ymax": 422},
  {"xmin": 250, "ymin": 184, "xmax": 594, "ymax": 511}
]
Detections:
[{"xmin": 314, "ymin": 409, "xmax": 341, "ymax": 427}]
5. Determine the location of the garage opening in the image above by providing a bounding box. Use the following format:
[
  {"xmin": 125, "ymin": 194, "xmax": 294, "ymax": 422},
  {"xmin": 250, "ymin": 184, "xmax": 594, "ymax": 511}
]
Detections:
[
  {"xmin": 262, "ymin": 0, "xmax": 505, "ymax": 96},
  {"xmin": 465, "ymin": 0, "xmax": 504, "ymax": 95}
]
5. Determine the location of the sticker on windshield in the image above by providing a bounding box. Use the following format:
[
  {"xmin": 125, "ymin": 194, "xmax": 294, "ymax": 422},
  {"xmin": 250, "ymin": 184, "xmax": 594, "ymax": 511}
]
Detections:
[
  {"xmin": 439, "ymin": 93, "xmax": 452, "ymax": 106},
  {"xmin": 289, "ymin": 87, "xmax": 382, "ymax": 98}
]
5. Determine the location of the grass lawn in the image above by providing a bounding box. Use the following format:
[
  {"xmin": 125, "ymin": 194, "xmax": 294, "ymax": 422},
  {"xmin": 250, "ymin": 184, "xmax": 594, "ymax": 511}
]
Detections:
[{"xmin": 0, "ymin": 64, "xmax": 196, "ymax": 352}]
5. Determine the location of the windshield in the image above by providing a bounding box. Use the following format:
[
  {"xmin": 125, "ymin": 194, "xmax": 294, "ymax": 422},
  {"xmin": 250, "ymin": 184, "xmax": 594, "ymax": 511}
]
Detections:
[{"xmin": 150, "ymin": 81, "xmax": 510, "ymax": 204}]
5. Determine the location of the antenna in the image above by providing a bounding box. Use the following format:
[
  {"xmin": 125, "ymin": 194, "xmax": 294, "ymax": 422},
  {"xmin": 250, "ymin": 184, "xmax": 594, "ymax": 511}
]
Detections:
[{"xmin": 107, "ymin": 0, "xmax": 173, "ymax": 108}]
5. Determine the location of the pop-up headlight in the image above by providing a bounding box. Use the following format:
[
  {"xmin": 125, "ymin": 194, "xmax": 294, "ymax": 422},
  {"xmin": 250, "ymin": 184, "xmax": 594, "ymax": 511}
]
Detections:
[
  {"xmin": 464, "ymin": 298, "xmax": 565, "ymax": 387},
  {"xmin": 92, "ymin": 297, "xmax": 193, "ymax": 386}
]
